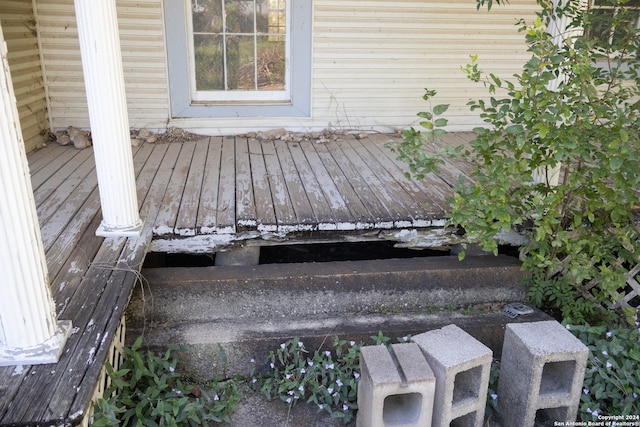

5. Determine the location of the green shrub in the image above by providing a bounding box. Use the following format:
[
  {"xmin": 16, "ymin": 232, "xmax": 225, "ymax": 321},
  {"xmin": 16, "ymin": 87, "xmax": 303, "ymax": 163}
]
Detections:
[
  {"xmin": 390, "ymin": 0, "xmax": 640, "ymax": 325},
  {"xmin": 91, "ymin": 337, "xmax": 239, "ymax": 426}
]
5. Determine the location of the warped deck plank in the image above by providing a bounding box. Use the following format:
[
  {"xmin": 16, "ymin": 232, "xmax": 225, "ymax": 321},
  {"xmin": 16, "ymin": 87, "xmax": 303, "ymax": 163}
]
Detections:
[
  {"xmin": 261, "ymin": 140, "xmax": 297, "ymax": 230},
  {"xmin": 197, "ymin": 137, "xmax": 223, "ymax": 233},
  {"xmin": 248, "ymin": 139, "xmax": 277, "ymax": 230},
  {"xmin": 235, "ymin": 137, "xmax": 257, "ymax": 230},
  {"xmin": 175, "ymin": 138, "xmax": 209, "ymax": 236},
  {"xmin": 153, "ymin": 141, "xmax": 196, "ymax": 235}
]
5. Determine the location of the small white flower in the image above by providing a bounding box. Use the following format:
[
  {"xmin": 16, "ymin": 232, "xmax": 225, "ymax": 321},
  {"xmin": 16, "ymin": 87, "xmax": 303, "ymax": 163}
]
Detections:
[
  {"xmin": 214, "ymin": 394, "xmax": 219, "ymax": 401},
  {"xmin": 251, "ymin": 358, "xmax": 256, "ymax": 363},
  {"xmin": 252, "ymin": 377, "xmax": 257, "ymax": 383},
  {"xmin": 326, "ymin": 363, "xmax": 334, "ymax": 370},
  {"xmin": 288, "ymin": 390, "xmax": 294, "ymax": 395},
  {"xmin": 349, "ymin": 341, "xmax": 356, "ymax": 346},
  {"xmin": 343, "ymin": 404, "xmax": 348, "ymax": 411},
  {"xmin": 606, "ymin": 331, "xmax": 612, "ymax": 338},
  {"xmin": 327, "ymin": 387, "xmax": 334, "ymax": 394},
  {"xmin": 490, "ymin": 393, "xmax": 497, "ymax": 400},
  {"xmin": 300, "ymin": 368, "xmax": 306, "ymax": 374},
  {"xmin": 308, "ymin": 361, "xmax": 314, "ymax": 367},
  {"xmin": 281, "ymin": 343, "xmax": 286, "ymax": 349},
  {"xmin": 318, "ymin": 404, "xmax": 324, "ymax": 409},
  {"xmin": 583, "ymin": 388, "xmax": 589, "ymax": 395},
  {"xmin": 325, "ymin": 351, "xmax": 331, "ymax": 357},
  {"xmin": 169, "ymin": 366, "xmax": 175, "ymax": 372},
  {"xmin": 174, "ymin": 389, "xmax": 181, "ymax": 395},
  {"xmin": 354, "ymin": 373, "xmax": 360, "ymax": 379},
  {"xmin": 298, "ymin": 385, "xmax": 304, "ymax": 392},
  {"xmin": 336, "ymin": 379, "xmax": 343, "ymax": 387},
  {"xmin": 587, "ymin": 408, "xmax": 592, "ymax": 414},
  {"xmin": 286, "ymin": 397, "xmax": 292, "ymax": 404},
  {"xmin": 286, "ymin": 374, "xmax": 291, "ymax": 379},
  {"xmin": 593, "ymin": 411, "xmax": 599, "ymax": 417},
  {"xmin": 565, "ymin": 324, "xmax": 571, "ymax": 330},
  {"xmin": 606, "ymin": 361, "xmax": 613, "ymax": 369},
  {"xmin": 270, "ymin": 363, "xmax": 275, "ymax": 369},
  {"xmin": 298, "ymin": 341, "xmax": 304, "ymax": 347},
  {"xmin": 602, "ymin": 350, "xmax": 608, "ymax": 356},
  {"xmin": 633, "ymin": 393, "xmax": 638, "ymax": 399},
  {"xmin": 402, "ymin": 336, "xmax": 409, "ymax": 342}
]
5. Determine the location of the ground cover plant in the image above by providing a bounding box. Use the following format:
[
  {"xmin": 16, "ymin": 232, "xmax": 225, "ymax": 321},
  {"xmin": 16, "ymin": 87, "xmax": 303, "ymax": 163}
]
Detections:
[
  {"xmin": 252, "ymin": 332, "xmax": 410, "ymax": 424},
  {"xmin": 567, "ymin": 322, "xmax": 640, "ymax": 421},
  {"xmin": 391, "ymin": 0, "xmax": 640, "ymax": 326},
  {"xmin": 91, "ymin": 337, "xmax": 240, "ymax": 426}
]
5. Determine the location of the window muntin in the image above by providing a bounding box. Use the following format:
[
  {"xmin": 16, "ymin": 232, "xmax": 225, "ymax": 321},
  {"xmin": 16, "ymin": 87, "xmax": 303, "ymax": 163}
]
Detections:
[
  {"xmin": 589, "ymin": 0, "xmax": 640, "ymax": 49},
  {"xmin": 189, "ymin": 0, "xmax": 290, "ymax": 102}
]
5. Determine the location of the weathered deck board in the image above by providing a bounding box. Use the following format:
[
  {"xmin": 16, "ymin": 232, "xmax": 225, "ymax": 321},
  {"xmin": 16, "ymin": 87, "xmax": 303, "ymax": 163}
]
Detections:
[
  {"xmin": 287, "ymin": 141, "xmax": 336, "ymax": 228},
  {"xmin": 216, "ymin": 136, "xmax": 236, "ymax": 233},
  {"xmin": 153, "ymin": 140, "xmax": 196, "ymax": 236},
  {"xmin": 344, "ymin": 135, "xmax": 427, "ymax": 225},
  {"xmin": 274, "ymin": 140, "xmax": 317, "ymax": 228},
  {"xmin": 197, "ymin": 137, "xmax": 223, "ymax": 233},
  {"xmin": 298, "ymin": 139, "xmax": 353, "ymax": 228},
  {"xmin": 236, "ymin": 137, "xmax": 257, "ymax": 230},
  {"xmin": 366, "ymin": 133, "xmax": 452, "ymax": 214},
  {"xmin": 311, "ymin": 140, "xmax": 374, "ymax": 227},
  {"xmin": 261, "ymin": 140, "xmax": 297, "ymax": 230},
  {"xmin": 248, "ymin": 139, "xmax": 277, "ymax": 230},
  {"xmin": 175, "ymin": 138, "xmax": 209, "ymax": 236}
]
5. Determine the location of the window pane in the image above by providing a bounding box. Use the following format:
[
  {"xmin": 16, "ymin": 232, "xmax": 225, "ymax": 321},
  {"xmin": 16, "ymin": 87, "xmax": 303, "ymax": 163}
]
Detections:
[
  {"xmin": 192, "ymin": 0, "xmax": 222, "ymax": 33},
  {"xmin": 225, "ymin": 0, "xmax": 255, "ymax": 33},
  {"xmin": 194, "ymin": 34, "xmax": 224, "ymax": 90},
  {"xmin": 191, "ymin": 0, "xmax": 288, "ymax": 97},
  {"xmin": 232, "ymin": 35, "xmax": 256, "ymax": 90},
  {"xmin": 257, "ymin": 36, "xmax": 285, "ymax": 90}
]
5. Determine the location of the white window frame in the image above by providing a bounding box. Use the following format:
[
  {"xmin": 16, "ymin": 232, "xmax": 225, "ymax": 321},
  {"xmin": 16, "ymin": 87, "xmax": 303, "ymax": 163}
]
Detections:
[
  {"xmin": 589, "ymin": 0, "xmax": 640, "ymax": 48},
  {"xmin": 187, "ymin": 0, "xmax": 292, "ymax": 103},
  {"xmin": 163, "ymin": 0, "xmax": 311, "ymax": 118}
]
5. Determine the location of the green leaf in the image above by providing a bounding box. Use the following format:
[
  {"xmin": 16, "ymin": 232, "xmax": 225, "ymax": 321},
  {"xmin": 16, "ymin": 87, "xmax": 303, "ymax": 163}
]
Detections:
[{"xmin": 433, "ymin": 104, "xmax": 450, "ymax": 115}]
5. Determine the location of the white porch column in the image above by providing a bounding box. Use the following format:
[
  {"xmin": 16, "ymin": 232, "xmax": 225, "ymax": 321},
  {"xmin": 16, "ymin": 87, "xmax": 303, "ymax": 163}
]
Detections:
[
  {"xmin": 74, "ymin": 0, "xmax": 143, "ymax": 237},
  {"xmin": 0, "ymin": 29, "xmax": 71, "ymax": 366}
]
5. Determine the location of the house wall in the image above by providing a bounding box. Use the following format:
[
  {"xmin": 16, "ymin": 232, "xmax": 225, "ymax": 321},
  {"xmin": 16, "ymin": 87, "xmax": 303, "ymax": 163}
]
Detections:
[
  {"xmin": 35, "ymin": 0, "xmax": 170, "ymax": 131},
  {"xmin": 36, "ymin": 0, "xmax": 538, "ymax": 135},
  {"xmin": 0, "ymin": 1, "xmax": 50, "ymax": 153}
]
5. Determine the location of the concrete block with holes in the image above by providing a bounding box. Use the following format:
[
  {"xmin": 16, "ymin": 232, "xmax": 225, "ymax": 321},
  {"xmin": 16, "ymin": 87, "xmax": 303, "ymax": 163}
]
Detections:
[
  {"xmin": 411, "ymin": 324, "xmax": 492, "ymax": 427},
  {"xmin": 497, "ymin": 320, "xmax": 588, "ymax": 427},
  {"xmin": 356, "ymin": 342, "xmax": 435, "ymax": 427}
]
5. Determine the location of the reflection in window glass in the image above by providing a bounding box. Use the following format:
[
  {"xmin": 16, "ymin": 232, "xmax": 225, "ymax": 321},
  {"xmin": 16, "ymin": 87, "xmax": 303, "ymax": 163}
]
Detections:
[
  {"xmin": 191, "ymin": 0, "xmax": 287, "ymax": 93},
  {"xmin": 589, "ymin": 0, "xmax": 640, "ymax": 49}
]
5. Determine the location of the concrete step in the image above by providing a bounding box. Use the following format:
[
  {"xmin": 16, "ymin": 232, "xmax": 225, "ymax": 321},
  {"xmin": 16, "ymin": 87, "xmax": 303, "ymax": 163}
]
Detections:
[{"xmin": 126, "ymin": 255, "xmax": 549, "ymax": 379}]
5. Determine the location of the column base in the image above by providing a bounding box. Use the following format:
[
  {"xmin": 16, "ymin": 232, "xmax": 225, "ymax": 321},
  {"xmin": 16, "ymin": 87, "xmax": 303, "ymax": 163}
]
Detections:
[
  {"xmin": 96, "ymin": 218, "xmax": 145, "ymax": 238},
  {"xmin": 0, "ymin": 320, "xmax": 73, "ymax": 367}
]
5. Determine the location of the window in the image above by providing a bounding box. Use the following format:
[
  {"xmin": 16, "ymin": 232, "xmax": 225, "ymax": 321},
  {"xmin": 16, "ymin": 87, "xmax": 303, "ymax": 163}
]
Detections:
[
  {"xmin": 588, "ymin": 0, "xmax": 640, "ymax": 49},
  {"xmin": 189, "ymin": 0, "xmax": 289, "ymax": 102},
  {"xmin": 163, "ymin": 0, "xmax": 311, "ymax": 118}
]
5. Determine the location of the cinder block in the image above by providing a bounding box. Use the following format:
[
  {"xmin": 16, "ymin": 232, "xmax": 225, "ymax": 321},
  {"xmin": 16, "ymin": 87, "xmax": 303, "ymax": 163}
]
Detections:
[
  {"xmin": 357, "ymin": 342, "xmax": 435, "ymax": 427},
  {"xmin": 498, "ymin": 320, "xmax": 588, "ymax": 427},
  {"xmin": 412, "ymin": 324, "xmax": 492, "ymax": 427}
]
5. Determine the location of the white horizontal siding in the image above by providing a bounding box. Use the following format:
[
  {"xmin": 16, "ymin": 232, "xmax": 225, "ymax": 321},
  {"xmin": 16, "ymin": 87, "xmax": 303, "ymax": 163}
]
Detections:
[
  {"xmin": 311, "ymin": 0, "xmax": 540, "ymax": 132},
  {"xmin": 35, "ymin": 0, "xmax": 170, "ymax": 130},
  {"xmin": 0, "ymin": 1, "xmax": 49, "ymax": 152},
  {"xmin": 36, "ymin": 0, "xmax": 538, "ymax": 135}
]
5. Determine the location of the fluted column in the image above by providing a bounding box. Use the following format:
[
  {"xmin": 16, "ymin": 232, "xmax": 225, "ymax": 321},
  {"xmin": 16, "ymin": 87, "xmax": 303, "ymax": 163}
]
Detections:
[
  {"xmin": 0, "ymin": 29, "xmax": 71, "ymax": 366},
  {"xmin": 74, "ymin": 0, "xmax": 143, "ymax": 236}
]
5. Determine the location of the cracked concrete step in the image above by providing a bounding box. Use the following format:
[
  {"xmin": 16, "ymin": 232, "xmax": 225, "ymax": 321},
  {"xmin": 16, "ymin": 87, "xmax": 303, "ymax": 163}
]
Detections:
[{"xmin": 125, "ymin": 255, "xmax": 551, "ymax": 379}]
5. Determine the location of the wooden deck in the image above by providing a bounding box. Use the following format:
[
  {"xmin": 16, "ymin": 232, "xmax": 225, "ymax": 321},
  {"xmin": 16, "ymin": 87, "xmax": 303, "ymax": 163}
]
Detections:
[
  {"xmin": 0, "ymin": 132, "xmax": 471, "ymax": 426},
  {"xmin": 149, "ymin": 133, "xmax": 473, "ymax": 252}
]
